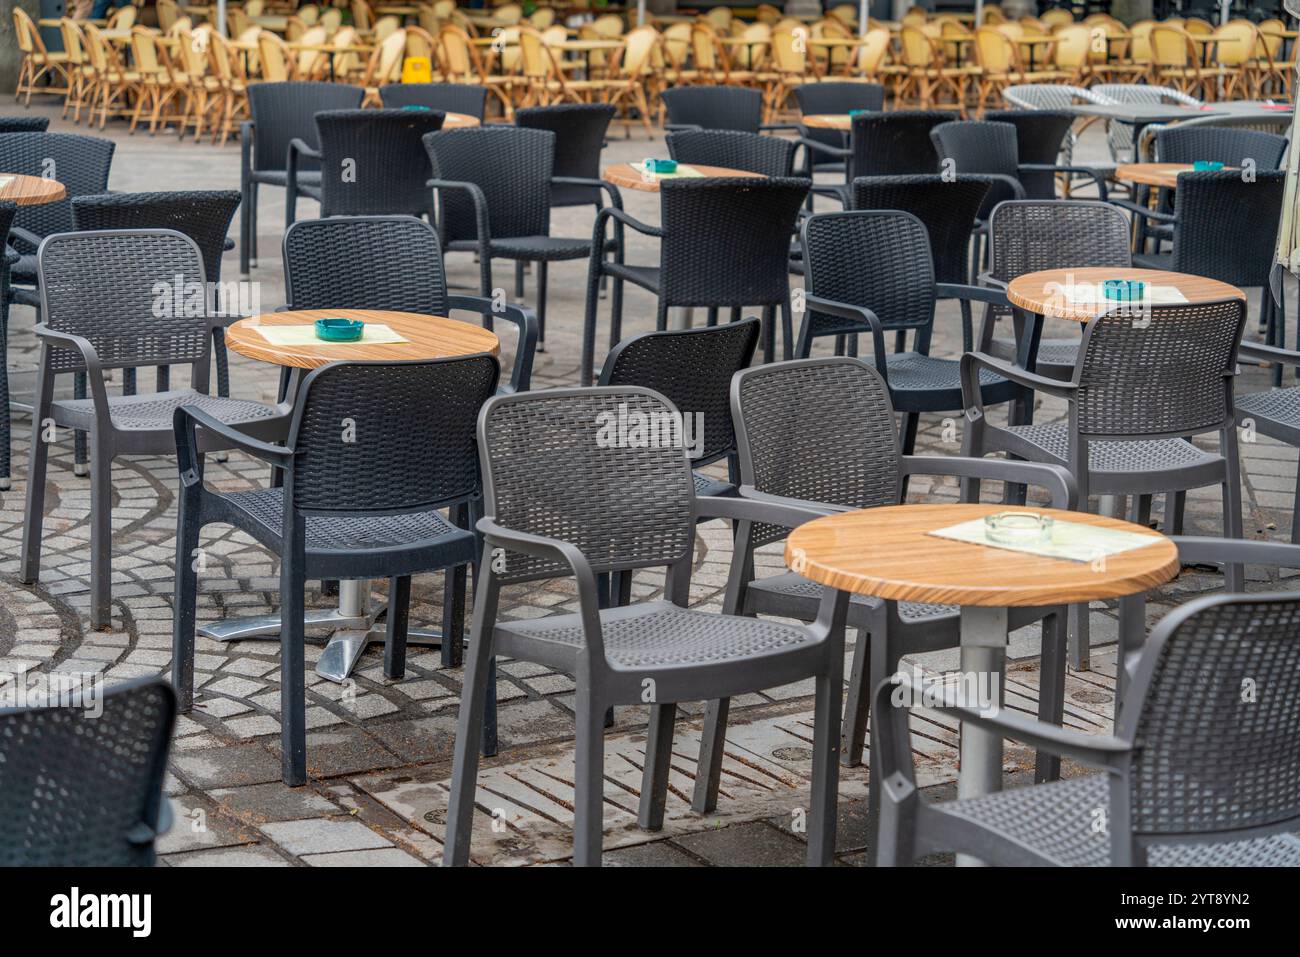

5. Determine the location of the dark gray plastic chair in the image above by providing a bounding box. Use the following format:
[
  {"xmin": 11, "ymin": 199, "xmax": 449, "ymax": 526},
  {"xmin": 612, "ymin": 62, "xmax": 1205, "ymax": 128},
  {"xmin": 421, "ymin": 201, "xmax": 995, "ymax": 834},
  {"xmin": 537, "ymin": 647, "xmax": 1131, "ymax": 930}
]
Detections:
[
  {"xmin": 240, "ymin": 81, "xmax": 364, "ymax": 275},
  {"xmin": 379, "ymin": 82, "xmax": 489, "ymax": 118},
  {"xmin": 443, "ymin": 387, "xmax": 851, "ymax": 867},
  {"xmin": 172, "ymin": 355, "xmax": 500, "ymax": 786},
  {"xmin": 0, "ymin": 676, "xmax": 174, "ymax": 866},
  {"xmin": 875, "ymin": 565, "xmax": 1300, "ymax": 866},
  {"xmin": 20, "ymin": 230, "xmax": 292, "ymax": 631},
  {"xmin": 689, "ymin": 357, "xmax": 1074, "ymax": 842},
  {"xmin": 0, "ymin": 200, "xmax": 20, "ymax": 491},
  {"xmin": 666, "ymin": 128, "xmax": 798, "ymax": 177},
  {"xmin": 961, "ymin": 297, "xmax": 1249, "ymax": 665},
  {"xmin": 1234, "ymin": 340, "xmax": 1300, "ymax": 541},
  {"xmin": 980, "ymin": 199, "xmax": 1132, "ymax": 382}
]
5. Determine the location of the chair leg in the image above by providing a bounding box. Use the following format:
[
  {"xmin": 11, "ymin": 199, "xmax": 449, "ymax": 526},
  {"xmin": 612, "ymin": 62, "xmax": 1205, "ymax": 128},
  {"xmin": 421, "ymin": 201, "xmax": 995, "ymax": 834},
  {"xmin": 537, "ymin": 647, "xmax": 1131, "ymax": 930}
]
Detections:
[
  {"xmin": 279, "ymin": 547, "xmax": 307, "ymax": 786},
  {"xmin": 1165, "ymin": 489, "xmax": 1186, "ymax": 534},
  {"xmin": 959, "ymin": 299, "xmax": 973, "ymax": 354},
  {"xmin": 1291, "ymin": 455, "xmax": 1300, "ymax": 544},
  {"xmin": 171, "ymin": 478, "xmax": 202, "ymax": 713},
  {"xmin": 761, "ymin": 303, "xmax": 775, "ymax": 363},
  {"xmin": 384, "ymin": 575, "xmax": 411, "ymax": 679},
  {"xmin": 780, "ymin": 296, "xmax": 793, "ymax": 360},
  {"xmin": 536, "ymin": 260, "xmax": 548, "ymax": 349},
  {"xmin": 441, "ymin": 562, "xmax": 467, "ymax": 668},
  {"xmin": 1222, "ymin": 431, "xmax": 1245, "ymax": 591},
  {"xmin": 514, "ymin": 259, "xmax": 525, "ymax": 299},
  {"xmin": 691, "ymin": 696, "xmax": 729, "ymax": 813},
  {"xmin": 581, "ymin": 256, "xmax": 602, "ymax": 387},
  {"xmin": 807, "ymin": 646, "xmax": 845, "ymax": 866},
  {"xmin": 88, "ymin": 435, "xmax": 113, "ymax": 630},
  {"xmin": 573, "ymin": 690, "xmax": 607, "ymax": 866},
  {"xmin": 240, "ymin": 172, "xmax": 252, "ymax": 277},
  {"xmin": 73, "ymin": 372, "xmax": 88, "ymax": 475},
  {"xmin": 0, "ymin": 300, "xmax": 9, "ymax": 490},
  {"xmin": 839, "ymin": 626, "xmax": 872, "ymax": 767},
  {"xmin": 20, "ymin": 369, "xmax": 54, "ymax": 585},
  {"xmin": 1034, "ymin": 608, "xmax": 1066, "ymax": 783},
  {"xmin": 638, "ymin": 702, "xmax": 676, "ymax": 830}
]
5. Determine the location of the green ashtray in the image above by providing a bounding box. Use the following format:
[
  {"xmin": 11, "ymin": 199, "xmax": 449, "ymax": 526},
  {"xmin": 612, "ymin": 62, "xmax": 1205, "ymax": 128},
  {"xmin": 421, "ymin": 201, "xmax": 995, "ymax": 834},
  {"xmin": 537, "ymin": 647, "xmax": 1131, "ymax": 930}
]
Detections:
[
  {"xmin": 848, "ymin": 109, "xmax": 869, "ymax": 116},
  {"xmin": 1192, "ymin": 160, "xmax": 1225, "ymax": 172},
  {"xmin": 644, "ymin": 158, "xmax": 677, "ymax": 174},
  {"xmin": 401, "ymin": 104, "xmax": 431, "ymax": 111},
  {"xmin": 315, "ymin": 318, "xmax": 364, "ymax": 341},
  {"xmin": 1102, "ymin": 279, "xmax": 1146, "ymax": 302}
]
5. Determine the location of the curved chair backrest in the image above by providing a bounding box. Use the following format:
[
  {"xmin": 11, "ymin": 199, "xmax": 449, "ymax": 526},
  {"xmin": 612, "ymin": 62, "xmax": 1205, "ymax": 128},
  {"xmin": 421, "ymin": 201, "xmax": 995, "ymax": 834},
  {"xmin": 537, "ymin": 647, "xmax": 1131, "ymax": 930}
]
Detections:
[
  {"xmin": 1167, "ymin": 170, "xmax": 1285, "ymax": 288},
  {"xmin": 598, "ymin": 318, "xmax": 760, "ymax": 468},
  {"xmin": 1074, "ymin": 298, "xmax": 1246, "ymax": 437},
  {"xmin": 1002, "ymin": 83, "xmax": 1099, "ymax": 110},
  {"xmin": 850, "ymin": 174, "xmax": 992, "ymax": 286},
  {"xmin": 733, "ymin": 356, "xmax": 902, "ymax": 548},
  {"xmin": 379, "ymin": 81, "xmax": 489, "ymax": 118},
  {"xmin": 792, "ymin": 80, "xmax": 884, "ymax": 116},
  {"xmin": 288, "ymin": 355, "xmax": 498, "ymax": 514},
  {"xmin": 515, "ymin": 103, "xmax": 616, "ymax": 208},
  {"xmin": 0, "ymin": 115, "xmax": 50, "ymax": 134},
  {"xmin": 660, "ymin": 85, "xmax": 763, "ymax": 132},
  {"xmin": 930, "ymin": 119, "xmax": 1020, "ymax": 217},
  {"xmin": 987, "ymin": 199, "xmax": 1130, "ymax": 284},
  {"xmin": 71, "ymin": 190, "xmax": 240, "ymax": 290},
  {"xmin": 658, "ymin": 177, "xmax": 810, "ymax": 308},
  {"xmin": 479, "ymin": 387, "xmax": 697, "ymax": 583},
  {"xmin": 983, "ymin": 109, "xmax": 1074, "ymax": 198},
  {"xmin": 314, "ymin": 109, "xmax": 445, "ymax": 218},
  {"xmin": 0, "ymin": 677, "xmax": 174, "ymax": 866},
  {"xmin": 1118, "ymin": 591, "xmax": 1300, "ymax": 856},
  {"xmin": 1155, "ymin": 125, "xmax": 1289, "ymax": 170},
  {"xmin": 37, "ymin": 229, "xmax": 212, "ymax": 381},
  {"xmin": 802, "ymin": 209, "xmax": 936, "ymax": 344},
  {"xmin": 666, "ymin": 129, "xmax": 797, "ymax": 178},
  {"xmin": 0, "ymin": 132, "xmax": 114, "ymax": 241},
  {"xmin": 283, "ymin": 214, "xmax": 449, "ymax": 314},
  {"xmin": 423, "ymin": 125, "xmax": 554, "ymax": 246},
  {"xmin": 246, "ymin": 81, "xmax": 364, "ymax": 174},
  {"xmin": 849, "ymin": 110, "xmax": 956, "ymax": 179}
]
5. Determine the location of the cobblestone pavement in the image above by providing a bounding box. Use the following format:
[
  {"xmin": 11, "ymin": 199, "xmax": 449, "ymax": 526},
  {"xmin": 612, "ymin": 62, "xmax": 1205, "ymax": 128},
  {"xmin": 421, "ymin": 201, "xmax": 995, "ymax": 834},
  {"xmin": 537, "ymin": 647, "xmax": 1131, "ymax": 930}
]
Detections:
[{"xmin": 0, "ymin": 99, "xmax": 1295, "ymax": 865}]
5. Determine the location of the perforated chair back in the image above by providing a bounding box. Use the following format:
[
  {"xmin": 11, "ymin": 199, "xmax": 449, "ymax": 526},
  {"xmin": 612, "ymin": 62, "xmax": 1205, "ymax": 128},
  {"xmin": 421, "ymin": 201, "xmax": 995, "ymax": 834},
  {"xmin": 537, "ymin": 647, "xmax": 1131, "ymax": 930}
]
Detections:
[
  {"xmin": 37, "ymin": 229, "xmax": 211, "ymax": 378},
  {"xmin": 850, "ymin": 174, "xmax": 992, "ymax": 285},
  {"xmin": 0, "ymin": 677, "xmax": 175, "ymax": 866},
  {"xmin": 1074, "ymin": 298, "xmax": 1246, "ymax": 437},
  {"xmin": 666, "ymin": 129, "xmax": 798, "ymax": 177},
  {"xmin": 314, "ymin": 109, "xmax": 444, "ymax": 217},
  {"xmin": 1119, "ymin": 593, "xmax": 1300, "ymax": 847},
  {"xmin": 288, "ymin": 356, "xmax": 498, "ymax": 514},
  {"xmin": 1155, "ymin": 125, "xmax": 1288, "ymax": 170},
  {"xmin": 283, "ymin": 215, "xmax": 449, "ymax": 314},
  {"xmin": 515, "ymin": 103, "xmax": 616, "ymax": 207},
  {"xmin": 1168, "ymin": 170, "xmax": 1285, "ymax": 288},
  {"xmin": 0, "ymin": 132, "xmax": 114, "ymax": 241},
  {"xmin": 660, "ymin": 85, "xmax": 763, "ymax": 132},
  {"xmin": 848, "ymin": 110, "xmax": 955, "ymax": 179},
  {"xmin": 599, "ymin": 318, "xmax": 760, "ymax": 468},
  {"xmin": 987, "ymin": 199, "xmax": 1130, "ymax": 284},
  {"xmin": 246, "ymin": 81, "xmax": 364, "ymax": 174},
  {"xmin": 379, "ymin": 81, "xmax": 489, "ymax": 118},
  {"xmin": 0, "ymin": 115, "xmax": 50, "ymax": 134},
  {"xmin": 930, "ymin": 119, "xmax": 1021, "ymax": 217},
  {"xmin": 478, "ymin": 387, "xmax": 696, "ymax": 583},
  {"xmin": 424, "ymin": 125, "xmax": 554, "ymax": 245},
  {"xmin": 983, "ymin": 109, "xmax": 1074, "ymax": 198}
]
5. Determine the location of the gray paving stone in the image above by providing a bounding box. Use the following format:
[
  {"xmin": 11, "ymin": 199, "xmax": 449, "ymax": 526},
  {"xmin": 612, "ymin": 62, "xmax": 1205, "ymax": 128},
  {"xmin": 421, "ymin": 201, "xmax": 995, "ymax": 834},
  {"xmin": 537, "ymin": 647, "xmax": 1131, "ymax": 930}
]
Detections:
[{"xmin": 260, "ymin": 818, "xmax": 393, "ymax": 856}]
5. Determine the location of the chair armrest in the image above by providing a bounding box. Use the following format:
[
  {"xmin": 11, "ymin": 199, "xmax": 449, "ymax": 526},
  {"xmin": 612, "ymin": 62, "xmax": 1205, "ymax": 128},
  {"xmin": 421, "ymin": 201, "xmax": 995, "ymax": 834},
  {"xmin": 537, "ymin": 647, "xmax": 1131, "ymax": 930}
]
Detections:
[
  {"xmin": 596, "ymin": 205, "xmax": 663, "ymax": 238},
  {"xmin": 1109, "ymin": 196, "xmax": 1175, "ymax": 223},
  {"xmin": 8, "ymin": 225, "xmax": 41, "ymax": 252},
  {"xmin": 173, "ymin": 405, "xmax": 291, "ymax": 490},
  {"xmin": 935, "ymin": 282, "xmax": 1010, "ymax": 308},
  {"xmin": 797, "ymin": 135, "xmax": 851, "ymax": 159},
  {"xmin": 961, "ymin": 350, "xmax": 1077, "ymax": 405},
  {"xmin": 1238, "ymin": 341, "xmax": 1300, "ymax": 366},
  {"xmin": 287, "ymin": 137, "xmax": 321, "ymax": 161},
  {"xmin": 739, "ymin": 486, "xmax": 852, "ymax": 518},
  {"xmin": 33, "ymin": 324, "xmax": 107, "ymax": 383},
  {"xmin": 1173, "ymin": 535, "xmax": 1300, "ymax": 571},
  {"xmin": 664, "ymin": 123, "xmax": 703, "ymax": 132},
  {"xmin": 696, "ymin": 489, "xmax": 840, "ymax": 530},
  {"xmin": 428, "ymin": 177, "xmax": 492, "ymax": 246},
  {"xmin": 901, "ymin": 455, "xmax": 1077, "ymax": 509},
  {"xmin": 802, "ymin": 293, "xmax": 888, "ymax": 377},
  {"xmin": 552, "ymin": 176, "xmax": 623, "ymax": 209},
  {"xmin": 984, "ymin": 172, "xmax": 1026, "ymax": 200},
  {"xmin": 810, "ymin": 184, "xmax": 850, "ymax": 205},
  {"xmin": 446, "ymin": 294, "xmax": 537, "ymax": 392},
  {"xmin": 760, "ymin": 122, "xmax": 800, "ymax": 133},
  {"xmin": 977, "ymin": 273, "xmax": 1007, "ymax": 291},
  {"xmin": 1019, "ymin": 163, "xmax": 1108, "ymax": 200}
]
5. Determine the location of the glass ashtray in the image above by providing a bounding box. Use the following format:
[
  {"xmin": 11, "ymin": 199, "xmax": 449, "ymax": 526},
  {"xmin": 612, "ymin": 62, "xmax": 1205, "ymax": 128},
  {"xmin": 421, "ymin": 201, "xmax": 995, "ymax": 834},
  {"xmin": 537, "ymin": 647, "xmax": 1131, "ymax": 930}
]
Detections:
[
  {"xmin": 984, "ymin": 511, "xmax": 1054, "ymax": 545},
  {"xmin": 1102, "ymin": 279, "xmax": 1146, "ymax": 302}
]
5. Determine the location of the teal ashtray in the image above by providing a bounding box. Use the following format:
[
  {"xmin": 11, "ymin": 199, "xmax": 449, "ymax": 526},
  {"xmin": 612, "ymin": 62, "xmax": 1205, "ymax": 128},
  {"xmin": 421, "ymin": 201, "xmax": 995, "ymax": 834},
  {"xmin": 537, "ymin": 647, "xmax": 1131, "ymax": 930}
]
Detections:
[
  {"xmin": 1102, "ymin": 279, "xmax": 1146, "ymax": 302},
  {"xmin": 848, "ymin": 109, "xmax": 869, "ymax": 117},
  {"xmin": 644, "ymin": 158, "xmax": 677, "ymax": 174},
  {"xmin": 315, "ymin": 317, "xmax": 364, "ymax": 341},
  {"xmin": 1192, "ymin": 160, "xmax": 1225, "ymax": 172},
  {"xmin": 401, "ymin": 104, "xmax": 431, "ymax": 111}
]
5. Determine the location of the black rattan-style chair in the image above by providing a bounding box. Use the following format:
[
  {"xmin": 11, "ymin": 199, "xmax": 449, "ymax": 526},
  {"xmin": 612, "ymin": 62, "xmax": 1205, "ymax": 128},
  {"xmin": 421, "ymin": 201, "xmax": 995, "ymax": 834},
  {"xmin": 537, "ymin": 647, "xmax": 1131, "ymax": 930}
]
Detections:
[
  {"xmin": 283, "ymin": 215, "xmax": 537, "ymax": 394},
  {"xmin": 380, "ymin": 82, "xmax": 490, "ymax": 118},
  {"xmin": 0, "ymin": 131, "xmax": 115, "ymax": 311},
  {"xmin": 961, "ymin": 298, "xmax": 1248, "ymax": 666},
  {"xmin": 688, "ymin": 357, "xmax": 1074, "ymax": 843},
  {"xmin": 240, "ymin": 81, "xmax": 364, "ymax": 276},
  {"xmin": 1233, "ymin": 340, "xmax": 1300, "ymax": 541},
  {"xmin": 797, "ymin": 209, "xmax": 1023, "ymax": 456},
  {"xmin": 583, "ymin": 177, "xmax": 809, "ymax": 384},
  {"xmin": 425, "ymin": 125, "xmax": 620, "ymax": 352},
  {"xmin": 979, "ymin": 199, "xmax": 1132, "ymax": 381},
  {"xmin": 515, "ymin": 103, "xmax": 616, "ymax": 209},
  {"xmin": 0, "ymin": 200, "xmax": 18, "ymax": 492},
  {"xmin": 981, "ymin": 109, "xmax": 1077, "ymax": 200},
  {"xmin": 287, "ymin": 108, "xmax": 446, "ymax": 226},
  {"xmin": 793, "ymin": 82, "xmax": 885, "ymax": 192},
  {"xmin": 173, "ymin": 355, "xmax": 499, "ymax": 786},
  {"xmin": 20, "ymin": 230, "xmax": 292, "ymax": 631},
  {"xmin": 875, "ymin": 562, "xmax": 1300, "ymax": 866},
  {"xmin": 660, "ymin": 85, "xmax": 791, "ymax": 133},
  {"xmin": 666, "ymin": 129, "xmax": 798, "ymax": 177},
  {"xmin": 802, "ymin": 110, "xmax": 957, "ymax": 208},
  {"xmin": 443, "ymin": 386, "xmax": 851, "ymax": 866},
  {"xmin": 0, "ymin": 676, "xmax": 175, "ymax": 866},
  {"xmin": 849, "ymin": 174, "xmax": 994, "ymax": 352},
  {"xmin": 0, "ymin": 115, "xmax": 50, "ymax": 134}
]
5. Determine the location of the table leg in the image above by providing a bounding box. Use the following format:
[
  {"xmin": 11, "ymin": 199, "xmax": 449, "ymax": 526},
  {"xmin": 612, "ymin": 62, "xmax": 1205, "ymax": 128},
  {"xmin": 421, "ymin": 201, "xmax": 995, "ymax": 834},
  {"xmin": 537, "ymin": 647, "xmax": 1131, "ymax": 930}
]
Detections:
[{"xmin": 956, "ymin": 605, "xmax": 1008, "ymax": 867}]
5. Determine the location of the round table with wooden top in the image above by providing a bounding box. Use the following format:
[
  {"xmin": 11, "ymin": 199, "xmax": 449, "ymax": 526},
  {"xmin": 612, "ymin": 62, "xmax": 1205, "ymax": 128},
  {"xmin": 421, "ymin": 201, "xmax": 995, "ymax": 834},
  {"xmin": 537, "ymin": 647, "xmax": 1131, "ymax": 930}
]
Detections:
[
  {"xmin": 0, "ymin": 173, "xmax": 65, "ymax": 206},
  {"xmin": 1007, "ymin": 267, "xmax": 1244, "ymax": 323},
  {"xmin": 1113, "ymin": 162, "xmax": 1235, "ymax": 190},
  {"xmin": 442, "ymin": 112, "xmax": 480, "ymax": 129},
  {"xmin": 787, "ymin": 502, "xmax": 1178, "ymax": 863},
  {"xmin": 801, "ymin": 113, "xmax": 854, "ymax": 130},
  {"xmin": 602, "ymin": 163, "xmax": 766, "ymax": 193},
  {"xmin": 212, "ymin": 308, "xmax": 499, "ymax": 683}
]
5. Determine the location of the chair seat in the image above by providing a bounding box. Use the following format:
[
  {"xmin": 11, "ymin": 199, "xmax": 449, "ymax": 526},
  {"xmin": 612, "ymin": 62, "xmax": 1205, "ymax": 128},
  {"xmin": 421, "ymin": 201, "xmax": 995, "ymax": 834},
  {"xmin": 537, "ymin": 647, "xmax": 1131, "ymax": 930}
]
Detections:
[
  {"xmin": 253, "ymin": 169, "xmax": 323, "ymax": 188},
  {"xmin": 990, "ymin": 336, "xmax": 1079, "ymax": 371},
  {"xmin": 481, "ymin": 235, "xmax": 592, "ymax": 261},
  {"xmin": 495, "ymin": 599, "xmax": 821, "ymax": 674},
  {"xmin": 10, "ymin": 251, "xmax": 35, "ymax": 284},
  {"xmin": 1131, "ymin": 251, "xmax": 1173, "ymax": 270},
  {"xmin": 604, "ymin": 262, "xmax": 661, "ymax": 292},
  {"xmin": 937, "ymin": 774, "xmax": 1300, "ymax": 866},
  {"xmin": 999, "ymin": 422, "xmax": 1221, "ymax": 477},
  {"xmin": 693, "ymin": 471, "xmax": 734, "ymax": 497},
  {"xmin": 749, "ymin": 571, "xmax": 955, "ymax": 628},
  {"xmin": 53, "ymin": 389, "xmax": 281, "ymax": 434},
  {"xmin": 885, "ymin": 351, "xmax": 1018, "ymax": 412},
  {"xmin": 1236, "ymin": 387, "xmax": 1300, "ymax": 442}
]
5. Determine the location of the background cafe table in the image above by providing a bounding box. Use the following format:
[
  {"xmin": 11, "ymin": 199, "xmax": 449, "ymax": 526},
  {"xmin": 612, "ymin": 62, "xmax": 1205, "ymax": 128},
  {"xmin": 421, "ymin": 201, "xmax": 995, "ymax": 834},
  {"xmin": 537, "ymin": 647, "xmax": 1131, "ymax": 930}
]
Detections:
[
  {"xmin": 800, "ymin": 113, "xmax": 854, "ymax": 130},
  {"xmin": 215, "ymin": 309, "xmax": 500, "ymax": 682},
  {"xmin": 786, "ymin": 503, "xmax": 1179, "ymax": 864},
  {"xmin": 0, "ymin": 172, "xmax": 65, "ymax": 206},
  {"xmin": 1006, "ymin": 266, "xmax": 1244, "ymax": 325},
  {"xmin": 1113, "ymin": 162, "xmax": 1235, "ymax": 190},
  {"xmin": 602, "ymin": 162, "xmax": 764, "ymax": 192}
]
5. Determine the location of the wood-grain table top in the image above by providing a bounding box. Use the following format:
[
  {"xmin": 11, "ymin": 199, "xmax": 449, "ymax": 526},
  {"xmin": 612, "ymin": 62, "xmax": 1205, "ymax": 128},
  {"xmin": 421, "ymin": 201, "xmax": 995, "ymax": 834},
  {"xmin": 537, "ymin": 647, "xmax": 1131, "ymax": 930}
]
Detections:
[
  {"xmin": 1006, "ymin": 267, "xmax": 1245, "ymax": 322},
  {"xmin": 1114, "ymin": 162, "xmax": 1235, "ymax": 189},
  {"xmin": 602, "ymin": 163, "xmax": 767, "ymax": 192},
  {"xmin": 786, "ymin": 504, "xmax": 1179, "ymax": 607},
  {"xmin": 442, "ymin": 112, "xmax": 479, "ymax": 129},
  {"xmin": 225, "ymin": 309, "xmax": 499, "ymax": 369},
  {"xmin": 801, "ymin": 113, "xmax": 853, "ymax": 129},
  {"xmin": 0, "ymin": 173, "xmax": 66, "ymax": 206}
]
